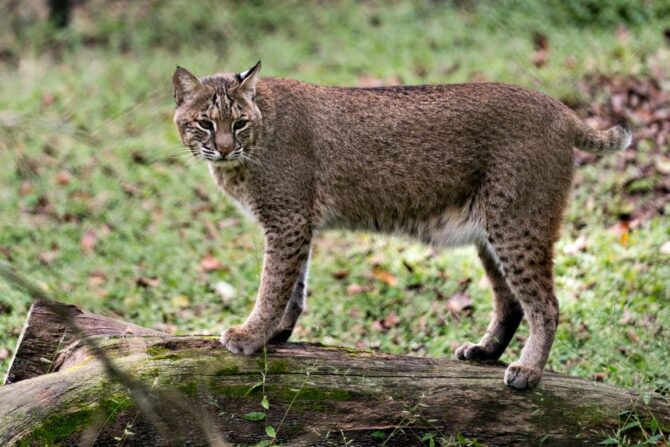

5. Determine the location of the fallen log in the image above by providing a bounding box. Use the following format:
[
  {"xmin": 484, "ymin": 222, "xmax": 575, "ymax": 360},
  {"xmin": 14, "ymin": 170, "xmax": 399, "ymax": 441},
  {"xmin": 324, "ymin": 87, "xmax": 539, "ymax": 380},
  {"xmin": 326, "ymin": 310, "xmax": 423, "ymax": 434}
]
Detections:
[{"xmin": 0, "ymin": 301, "xmax": 668, "ymax": 446}]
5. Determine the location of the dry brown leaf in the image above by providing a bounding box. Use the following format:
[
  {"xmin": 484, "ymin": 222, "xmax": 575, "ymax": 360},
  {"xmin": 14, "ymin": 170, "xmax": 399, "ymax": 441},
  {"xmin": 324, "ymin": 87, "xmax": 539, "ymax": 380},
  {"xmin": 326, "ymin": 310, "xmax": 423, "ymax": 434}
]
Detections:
[
  {"xmin": 219, "ymin": 218, "xmax": 241, "ymax": 228},
  {"xmin": 39, "ymin": 250, "xmax": 59, "ymax": 265},
  {"xmin": 357, "ymin": 74, "xmax": 384, "ymax": 88},
  {"xmin": 446, "ymin": 291, "xmax": 474, "ymax": 318},
  {"xmin": 371, "ymin": 320, "xmax": 385, "ymax": 332},
  {"xmin": 616, "ymin": 25, "xmax": 630, "ymax": 44},
  {"xmin": 200, "ymin": 255, "xmax": 226, "ymax": 272},
  {"xmin": 592, "ymin": 372, "xmax": 607, "ymax": 382},
  {"xmin": 383, "ymin": 312, "xmax": 400, "ymax": 328},
  {"xmin": 331, "ymin": 269, "xmax": 349, "ymax": 280},
  {"xmin": 136, "ymin": 276, "xmax": 160, "ymax": 288},
  {"xmin": 372, "ymin": 266, "xmax": 398, "ymax": 286},
  {"xmin": 19, "ymin": 181, "xmax": 33, "ymax": 195},
  {"xmin": 203, "ymin": 220, "xmax": 218, "ymax": 240},
  {"xmin": 532, "ymin": 49, "xmax": 549, "ymax": 68},
  {"xmin": 563, "ymin": 235, "xmax": 589, "ymax": 255},
  {"xmin": 89, "ymin": 273, "xmax": 107, "ymax": 287},
  {"xmin": 122, "ymin": 183, "xmax": 139, "ymax": 197},
  {"xmin": 346, "ymin": 283, "xmax": 369, "ymax": 296},
  {"xmin": 193, "ymin": 186, "xmax": 210, "ymax": 202},
  {"xmin": 608, "ymin": 220, "xmax": 630, "ymax": 246},
  {"xmin": 96, "ymin": 289, "xmax": 109, "ymax": 298},
  {"xmin": 88, "ymin": 275, "xmax": 106, "ymax": 287},
  {"xmin": 55, "ymin": 170, "xmax": 72, "ymax": 185},
  {"xmin": 626, "ymin": 330, "xmax": 639, "ymax": 343},
  {"xmin": 531, "ymin": 32, "xmax": 549, "ymax": 68},
  {"xmin": 80, "ymin": 230, "xmax": 97, "ymax": 253},
  {"xmin": 42, "ymin": 92, "xmax": 56, "ymax": 107}
]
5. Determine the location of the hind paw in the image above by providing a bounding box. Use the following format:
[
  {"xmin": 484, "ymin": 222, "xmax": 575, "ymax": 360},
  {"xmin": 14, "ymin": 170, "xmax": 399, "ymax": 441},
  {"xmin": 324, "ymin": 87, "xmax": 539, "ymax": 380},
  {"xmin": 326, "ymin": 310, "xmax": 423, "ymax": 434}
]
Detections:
[
  {"xmin": 454, "ymin": 342, "xmax": 498, "ymax": 361},
  {"xmin": 504, "ymin": 362, "xmax": 542, "ymax": 389}
]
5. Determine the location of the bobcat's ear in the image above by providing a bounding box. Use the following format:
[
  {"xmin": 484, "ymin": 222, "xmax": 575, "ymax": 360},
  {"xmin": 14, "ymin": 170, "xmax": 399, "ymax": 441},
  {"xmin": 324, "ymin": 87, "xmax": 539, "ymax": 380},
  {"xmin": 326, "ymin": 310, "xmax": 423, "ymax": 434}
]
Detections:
[
  {"xmin": 235, "ymin": 61, "xmax": 261, "ymax": 98},
  {"xmin": 172, "ymin": 66, "xmax": 202, "ymax": 105}
]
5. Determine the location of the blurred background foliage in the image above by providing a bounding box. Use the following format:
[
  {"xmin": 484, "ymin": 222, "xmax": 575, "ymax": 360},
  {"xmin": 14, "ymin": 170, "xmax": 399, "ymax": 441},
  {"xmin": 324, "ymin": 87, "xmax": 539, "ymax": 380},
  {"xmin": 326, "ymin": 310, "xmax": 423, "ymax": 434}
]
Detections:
[{"xmin": 0, "ymin": 1, "xmax": 669, "ymax": 421}]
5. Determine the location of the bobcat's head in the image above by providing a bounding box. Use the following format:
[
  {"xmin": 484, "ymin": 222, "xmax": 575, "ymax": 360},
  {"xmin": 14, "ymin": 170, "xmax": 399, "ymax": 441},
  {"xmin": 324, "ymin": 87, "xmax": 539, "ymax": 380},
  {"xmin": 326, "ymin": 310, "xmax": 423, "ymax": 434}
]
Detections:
[{"xmin": 172, "ymin": 62, "xmax": 262, "ymax": 167}]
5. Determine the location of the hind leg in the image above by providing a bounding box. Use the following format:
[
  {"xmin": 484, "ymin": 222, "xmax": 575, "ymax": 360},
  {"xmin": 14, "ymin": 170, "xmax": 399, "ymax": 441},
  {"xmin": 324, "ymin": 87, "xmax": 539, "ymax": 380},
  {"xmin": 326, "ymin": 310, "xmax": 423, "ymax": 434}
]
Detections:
[
  {"xmin": 465, "ymin": 139, "xmax": 570, "ymax": 387},
  {"xmin": 455, "ymin": 244, "xmax": 523, "ymax": 361},
  {"xmin": 488, "ymin": 224, "xmax": 559, "ymax": 389}
]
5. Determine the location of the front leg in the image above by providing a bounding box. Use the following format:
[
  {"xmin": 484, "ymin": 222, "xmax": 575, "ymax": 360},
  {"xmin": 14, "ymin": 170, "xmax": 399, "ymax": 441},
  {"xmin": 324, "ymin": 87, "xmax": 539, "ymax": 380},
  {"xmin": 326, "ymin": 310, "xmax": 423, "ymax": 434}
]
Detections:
[
  {"xmin": 270, "ymin": 248, "xmax": 311, "ymax": 343},
  {"xmin": 221, "ymin": 223, "xmax": 311, "ymax": 355}
]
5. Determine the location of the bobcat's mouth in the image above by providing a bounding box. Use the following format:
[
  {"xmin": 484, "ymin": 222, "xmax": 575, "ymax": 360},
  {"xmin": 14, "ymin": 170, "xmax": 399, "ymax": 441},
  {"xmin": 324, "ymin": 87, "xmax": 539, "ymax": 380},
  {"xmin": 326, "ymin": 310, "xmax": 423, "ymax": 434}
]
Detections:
[
  {"xmin": 196, "ymin": 143, "xmax": 218, "ymax": 160},
  {"xmin": 207, "ymin": 151, "xmax": 243, "ymax": 167},
  {"xmin": 210, "ymin": 158, "xmax": 239, "ymax": 165},
  {"xmin": 198, "ymin": 143, "xmax": 248, "ymax": 168}
]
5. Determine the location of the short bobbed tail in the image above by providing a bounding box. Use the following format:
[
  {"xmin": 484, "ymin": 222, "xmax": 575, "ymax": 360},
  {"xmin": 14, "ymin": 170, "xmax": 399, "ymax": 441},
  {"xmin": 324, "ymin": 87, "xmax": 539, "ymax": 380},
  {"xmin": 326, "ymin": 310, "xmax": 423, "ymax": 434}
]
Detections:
[{"xmin": 573, "ymin": 118, "xmax": 632, "ymax": 154}]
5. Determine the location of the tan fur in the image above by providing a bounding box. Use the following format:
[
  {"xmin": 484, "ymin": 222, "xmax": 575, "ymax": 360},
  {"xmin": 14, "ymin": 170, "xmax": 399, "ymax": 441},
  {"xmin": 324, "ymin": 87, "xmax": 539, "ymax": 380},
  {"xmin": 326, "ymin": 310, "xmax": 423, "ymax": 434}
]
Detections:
[{"xmin": 172, "ymin": 63, "xmax": 630, "ymax": 389}]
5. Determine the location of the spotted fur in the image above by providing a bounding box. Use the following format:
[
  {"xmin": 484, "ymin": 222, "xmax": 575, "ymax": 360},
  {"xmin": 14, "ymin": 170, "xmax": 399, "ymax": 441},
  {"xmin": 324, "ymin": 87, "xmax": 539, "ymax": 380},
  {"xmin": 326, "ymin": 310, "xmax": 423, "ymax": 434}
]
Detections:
[{"xmin": 172, "ymin": 63, "xmax": 630, "ymax": 389}]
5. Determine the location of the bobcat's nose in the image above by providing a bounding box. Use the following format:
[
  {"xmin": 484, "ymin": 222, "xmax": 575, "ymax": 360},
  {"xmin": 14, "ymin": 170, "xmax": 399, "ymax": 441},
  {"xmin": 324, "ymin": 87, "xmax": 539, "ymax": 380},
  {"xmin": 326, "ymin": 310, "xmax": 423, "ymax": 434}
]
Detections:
[{"xmin": 215, "ymin": 132, "xmax": 234, "ymax": 156}]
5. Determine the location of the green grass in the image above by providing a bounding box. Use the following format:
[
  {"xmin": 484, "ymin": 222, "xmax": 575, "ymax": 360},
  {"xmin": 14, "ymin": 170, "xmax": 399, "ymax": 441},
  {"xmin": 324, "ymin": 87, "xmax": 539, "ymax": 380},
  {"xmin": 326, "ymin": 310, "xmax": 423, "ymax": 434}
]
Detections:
[{"xmin": 1, "ymin": 0, "xmax": 669, "ymax": 415}]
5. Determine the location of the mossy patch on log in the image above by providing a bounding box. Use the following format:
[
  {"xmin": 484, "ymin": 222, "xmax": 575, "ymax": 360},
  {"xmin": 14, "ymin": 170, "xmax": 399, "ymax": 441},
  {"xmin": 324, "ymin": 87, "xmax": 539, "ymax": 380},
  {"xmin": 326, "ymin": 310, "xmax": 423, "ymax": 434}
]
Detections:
[
  {"xmin": 18, "ymin": 411, "xmax": 93, "ymax": 446},
  {"xmin": 215, "ymin": 364, "xmax": 241, "ymax": 375},
  {"xmin": 145, "ymin": 345, "xmax": 173, "ymax": 359},
  {"xmin": 280, "ymin": 386, "xmax": 351, "ymax": 403},
  {"xmin": 18, "ymin": 393, "xmax": 134, "ymax": 446}
]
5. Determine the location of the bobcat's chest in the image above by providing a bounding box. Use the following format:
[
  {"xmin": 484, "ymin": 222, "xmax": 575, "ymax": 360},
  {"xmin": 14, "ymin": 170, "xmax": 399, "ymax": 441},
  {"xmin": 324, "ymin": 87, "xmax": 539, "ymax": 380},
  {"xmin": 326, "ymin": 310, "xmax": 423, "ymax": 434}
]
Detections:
[{"xmin": 208, "ymin": 163, "xmax": 255, "ymax": 220}]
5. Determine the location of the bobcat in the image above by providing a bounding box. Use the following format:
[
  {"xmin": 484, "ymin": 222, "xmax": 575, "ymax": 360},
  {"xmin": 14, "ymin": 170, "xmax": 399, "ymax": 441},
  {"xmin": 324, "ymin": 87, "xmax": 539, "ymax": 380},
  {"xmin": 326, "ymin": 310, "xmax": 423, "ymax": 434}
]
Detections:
[{"xmin": 172, "ymin": 62, "xmax": 630, "ymax": 389}]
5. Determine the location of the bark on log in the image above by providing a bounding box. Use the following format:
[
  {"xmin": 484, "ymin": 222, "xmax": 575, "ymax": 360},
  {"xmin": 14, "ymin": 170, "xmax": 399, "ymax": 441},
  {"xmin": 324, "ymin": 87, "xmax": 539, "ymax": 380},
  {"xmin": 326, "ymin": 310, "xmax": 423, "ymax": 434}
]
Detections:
[
  {"xmin": 4, "ymin": 299, "xmax": 164, "ymax": 385},
  {"xmin": 0, "ymin": 301, "xmax": 668, "ymax": 447}
]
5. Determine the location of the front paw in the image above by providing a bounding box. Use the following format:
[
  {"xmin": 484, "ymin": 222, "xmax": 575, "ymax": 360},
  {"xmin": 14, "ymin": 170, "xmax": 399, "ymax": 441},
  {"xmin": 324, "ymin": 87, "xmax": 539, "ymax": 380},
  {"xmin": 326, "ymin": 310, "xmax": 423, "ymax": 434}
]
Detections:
[
  {"xmin": 504, "ymin": 362, "xmax": 542, "ymax": 389},
  {"xmin": 220, "ymin": 325, "xmax": 266, "ymax": 355}
]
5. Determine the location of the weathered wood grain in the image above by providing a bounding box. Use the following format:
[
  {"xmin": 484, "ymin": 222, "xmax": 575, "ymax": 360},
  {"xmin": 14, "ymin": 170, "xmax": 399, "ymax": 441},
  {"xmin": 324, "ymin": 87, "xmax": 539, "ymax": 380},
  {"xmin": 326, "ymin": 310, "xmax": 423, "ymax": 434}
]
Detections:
[
  {"xmin": 0, "ymin": 301, "xmax": 668, "ymax": 446},
  {"xmin": 4, "ymin": 300, "xmax": 165, "ymax": 385}
]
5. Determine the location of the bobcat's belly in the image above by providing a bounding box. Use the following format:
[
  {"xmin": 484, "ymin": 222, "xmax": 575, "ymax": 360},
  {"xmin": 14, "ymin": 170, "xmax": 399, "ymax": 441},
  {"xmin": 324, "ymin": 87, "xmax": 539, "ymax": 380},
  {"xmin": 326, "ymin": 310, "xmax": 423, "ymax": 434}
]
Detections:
[
  {"xmin": 420, "ymin": 215, "xmax": 484, "ymax": 248},
  {"xmin": 416, "ymin": 207, "xmax": 485, "ymax": 248},
  {"xmin": 319, "ymin": 202, "xmax": 485, "ymax": 248}
]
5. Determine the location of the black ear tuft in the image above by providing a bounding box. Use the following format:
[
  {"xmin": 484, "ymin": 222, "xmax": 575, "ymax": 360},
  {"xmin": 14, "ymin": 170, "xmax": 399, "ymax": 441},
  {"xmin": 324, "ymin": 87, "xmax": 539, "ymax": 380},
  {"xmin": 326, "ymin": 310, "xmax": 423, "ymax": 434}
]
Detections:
[
  {"xmin": 236, "ymin": 61, "xmax": 262, "ymax": 98},
  {"xmin": 237, "ymin": 61, "xmax": 261, "ymax": 83}
]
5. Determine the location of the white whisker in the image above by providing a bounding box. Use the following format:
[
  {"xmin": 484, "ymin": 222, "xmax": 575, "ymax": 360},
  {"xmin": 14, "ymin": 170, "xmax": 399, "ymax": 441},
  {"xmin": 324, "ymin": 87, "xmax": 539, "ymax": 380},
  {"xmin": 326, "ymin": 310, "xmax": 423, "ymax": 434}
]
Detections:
[
  {"xmin": 170, "ymin": 151, "xmax": 196, "ymax": 159},
  {"xmin": 240, "ymin": 152, "xmax": 263, "ymax": 169},
  {"xmin": 184, "ymin": 152, "xmax": 204, "ymax": 167}
]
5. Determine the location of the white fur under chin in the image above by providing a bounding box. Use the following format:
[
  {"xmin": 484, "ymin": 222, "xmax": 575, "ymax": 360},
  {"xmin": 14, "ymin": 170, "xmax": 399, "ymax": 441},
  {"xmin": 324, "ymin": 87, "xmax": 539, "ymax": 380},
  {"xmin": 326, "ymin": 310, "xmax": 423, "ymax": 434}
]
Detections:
[
  {"xmin": 207, "ymin": 162, "xmax": 256, "ymax": 222},
  {"xmin": 207, "ymin": 158, "xmax": 242, "ymax": 169}
]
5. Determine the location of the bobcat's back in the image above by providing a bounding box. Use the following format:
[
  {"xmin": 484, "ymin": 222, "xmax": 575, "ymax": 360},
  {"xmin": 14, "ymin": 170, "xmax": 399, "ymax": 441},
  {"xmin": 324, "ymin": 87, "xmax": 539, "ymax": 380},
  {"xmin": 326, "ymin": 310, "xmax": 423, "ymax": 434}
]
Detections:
[{"xmin": 259, "ymin": 79, "xmax": 580, "ymax": 232}]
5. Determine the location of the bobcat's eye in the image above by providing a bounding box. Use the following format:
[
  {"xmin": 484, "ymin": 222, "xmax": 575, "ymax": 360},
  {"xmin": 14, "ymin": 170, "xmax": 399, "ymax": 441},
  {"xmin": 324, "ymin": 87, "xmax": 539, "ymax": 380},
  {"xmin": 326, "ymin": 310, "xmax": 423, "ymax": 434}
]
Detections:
[
  {"xmin": 197, "ymin": 120, "xmax": 214, "ymax": 131},
  {"xmin": 232, "ymin": 119, "xmax": 248, "ymax": 131}
]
